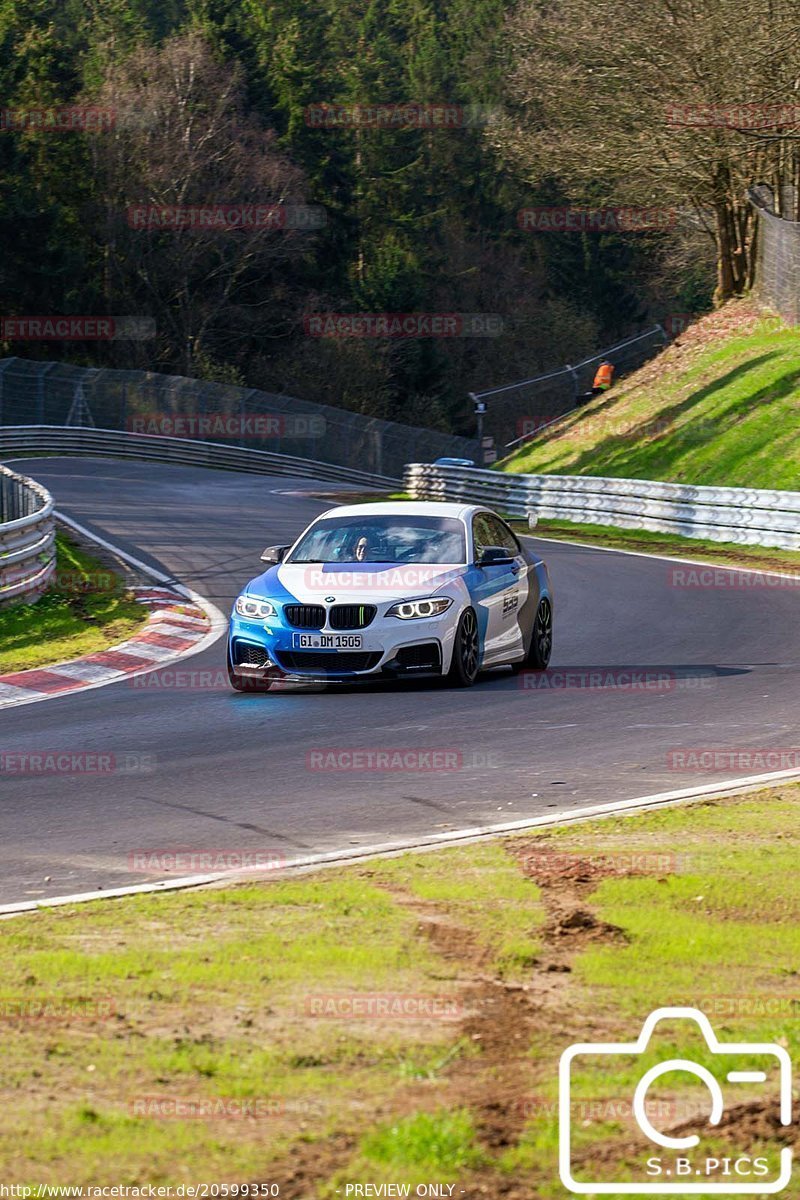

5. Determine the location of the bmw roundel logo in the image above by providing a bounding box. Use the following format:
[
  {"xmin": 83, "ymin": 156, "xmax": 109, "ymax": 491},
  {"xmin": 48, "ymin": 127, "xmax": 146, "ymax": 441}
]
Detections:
[{"xmin": 325, "ymin": 596, "xmax": 336, "ymax": 602}]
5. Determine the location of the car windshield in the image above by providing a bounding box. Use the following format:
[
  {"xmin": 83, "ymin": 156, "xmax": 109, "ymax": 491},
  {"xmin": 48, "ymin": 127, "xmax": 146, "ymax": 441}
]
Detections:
[{"xmin": 288, "ymin": 514, "xmax": 466, "ymax": 565}]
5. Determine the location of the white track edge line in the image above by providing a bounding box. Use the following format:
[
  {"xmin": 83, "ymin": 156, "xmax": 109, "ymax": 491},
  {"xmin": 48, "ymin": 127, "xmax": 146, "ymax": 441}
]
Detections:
[
  {"xmin": 527, "ymin": 532, "xmax": 800, "ymax": 581},
  {"xmin": 5, "ymin": 492, "xmax": 799, "ymax": 908},
  {"xmin": 0, "ymin": 513, "xmax": 227, "ymax": 710},
  {"xmin": 3, "ymin": 767, "xmax": 800, "ymax": 917},
  {"xmin": 56, "ymin": 509, "xmax": 228, "ymax": 651}
]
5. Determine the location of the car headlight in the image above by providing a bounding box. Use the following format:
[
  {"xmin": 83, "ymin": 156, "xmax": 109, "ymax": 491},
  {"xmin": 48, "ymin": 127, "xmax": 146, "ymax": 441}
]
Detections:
[
  {"xmin": 386, "ymin": 596, "xmax": 453, "ymax": 620},
  {"xmin": 234, "ymin": 596, "xmax": 277, "ymax": 620}
]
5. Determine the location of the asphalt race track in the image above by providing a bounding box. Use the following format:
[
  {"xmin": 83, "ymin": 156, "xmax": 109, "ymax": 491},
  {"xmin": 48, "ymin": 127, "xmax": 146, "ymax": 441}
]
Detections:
[{"xmin": 2, "ymin": 457, "xmax": 799, "ymax": 905}]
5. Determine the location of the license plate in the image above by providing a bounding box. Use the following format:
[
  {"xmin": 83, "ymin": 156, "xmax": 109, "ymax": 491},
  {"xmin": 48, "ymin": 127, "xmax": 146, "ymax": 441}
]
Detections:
[{"xmin": 291, "ymin": 633, "xmax": 363, "ymax": 650}]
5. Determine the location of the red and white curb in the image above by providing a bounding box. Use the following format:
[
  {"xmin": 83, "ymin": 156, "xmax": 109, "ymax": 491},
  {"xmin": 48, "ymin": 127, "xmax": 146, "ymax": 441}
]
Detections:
[{"xmin": 0, "ymin": 514, "xmax": 227, "ymax": 710}]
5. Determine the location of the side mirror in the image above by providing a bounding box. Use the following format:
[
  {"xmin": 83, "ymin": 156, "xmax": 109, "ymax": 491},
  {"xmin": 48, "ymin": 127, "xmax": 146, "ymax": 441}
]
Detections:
[
  {"xmin": 478, "ymin": 545, "xmax": 514, "ymax": 568},
  {"xmin": 261, "ymin": 544, "xmax": 289, "ymax": 564}
]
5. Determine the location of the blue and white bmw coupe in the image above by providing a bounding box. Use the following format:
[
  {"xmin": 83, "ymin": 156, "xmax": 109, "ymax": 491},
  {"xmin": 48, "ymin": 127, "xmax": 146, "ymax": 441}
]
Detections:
[{"xmin": 227, "ymin": 501, "xmax": 552, "ymax": 691}]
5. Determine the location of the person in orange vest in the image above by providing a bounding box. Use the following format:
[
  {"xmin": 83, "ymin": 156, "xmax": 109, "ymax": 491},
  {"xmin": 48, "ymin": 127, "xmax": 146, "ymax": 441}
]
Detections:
[
  {"xmin": 578, "ymin": 359, "xmax": 615, "ymax": 404},
  {"xmin": 593, "ymin": 360, "xmax": 615, "ymax": 393}
]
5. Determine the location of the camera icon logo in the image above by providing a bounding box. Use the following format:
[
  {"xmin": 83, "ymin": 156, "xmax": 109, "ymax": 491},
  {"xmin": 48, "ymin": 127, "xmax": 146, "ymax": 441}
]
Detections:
[{"xmin": 559, "ymin": 1007, "xmax": 792, "ymax": 1194}]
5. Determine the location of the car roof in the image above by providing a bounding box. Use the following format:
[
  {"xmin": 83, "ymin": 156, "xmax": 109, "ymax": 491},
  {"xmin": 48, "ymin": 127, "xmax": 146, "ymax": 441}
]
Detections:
[{"xmin": 315, "ymin": 501, "xmax": 485, "ymax": 521}]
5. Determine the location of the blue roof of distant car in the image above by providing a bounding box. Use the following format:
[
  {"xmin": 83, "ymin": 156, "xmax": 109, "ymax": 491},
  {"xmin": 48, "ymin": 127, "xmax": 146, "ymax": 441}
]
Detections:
[{"xmin": 433, "ymin": 456, "xmax": 475, "ymax": 467}]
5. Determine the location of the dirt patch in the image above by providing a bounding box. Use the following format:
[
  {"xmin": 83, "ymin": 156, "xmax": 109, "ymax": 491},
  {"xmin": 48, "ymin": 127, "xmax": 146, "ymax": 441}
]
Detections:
[
  {"xmin": 373, "ymin": 853, "xmax": 630, "ymax": 1163},
  {"xmin": 509, "ymin": 842, "xmax": 630, "ymax": 969},
  {"xmin": 259, "ymin": 845, "xmax": 650, "ymax": 1196},
  {"xmin": 417, "ymin": 912, "xmax": 490, "ymax": 968},
  {"xmin": 567, "ymin": 1098, "xmax": 791, "ymax": 1183},
  {"xmin": 675, "ymin": 1098, "xmax": 793, "ymax": 1146},
  {"xmin": 258, "ymin": 1132, "xmax": 358, "ymax": 1199},
  {"xmin": 375, "ymin": 885, "xmax": 547, "ymax": 1151},
  {"xmin": 549, "ymin": 904, "xmax": 624, "ymax": 943},
  {"xmin": 446, "ymin": 976, "xmax": 538, "ymax": 1138}
]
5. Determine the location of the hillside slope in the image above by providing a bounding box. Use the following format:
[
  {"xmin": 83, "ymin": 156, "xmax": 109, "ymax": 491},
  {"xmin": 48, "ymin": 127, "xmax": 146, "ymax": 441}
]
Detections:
[{"xmin": 499, "ymin": 301, "xmax": 800, "ymax": 490}]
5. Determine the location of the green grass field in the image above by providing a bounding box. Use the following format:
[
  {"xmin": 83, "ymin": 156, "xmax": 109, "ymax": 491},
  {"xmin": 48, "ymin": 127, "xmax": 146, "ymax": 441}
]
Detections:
[
  {"xmin": 0, "ymin": 531, "xmax": 147, "ymax": 672},
  {"xmin": 499, "ymin": 305, "xmax": 800, "ymax": 489},
  {"xmin": 3, "ymin": 787, "xmax": 799, "ymax": 1195},
  {"xmin": 0, "ymin": 843, "xmax": 537, "ymax": 1186}
]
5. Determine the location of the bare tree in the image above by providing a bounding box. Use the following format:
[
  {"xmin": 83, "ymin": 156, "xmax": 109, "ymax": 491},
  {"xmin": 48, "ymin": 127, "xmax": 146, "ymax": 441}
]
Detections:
[
  {"xmin": 88, "ymin": 32, "xmax": 310, "ymax": 373},
  {"xmin": 497, "ymin": 0, "xmax": 800, "ymax": 302}
]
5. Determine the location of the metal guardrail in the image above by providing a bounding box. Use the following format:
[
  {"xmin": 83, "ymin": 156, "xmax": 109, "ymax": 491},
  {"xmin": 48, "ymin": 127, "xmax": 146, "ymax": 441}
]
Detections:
[
  {"xmin": 468, "ymin": 325, "xmax": 669, "ymax": 455},
  {"xmin": 0, "ymin": 464, "xmax": 55, "ymax": 605},
  {"xmin": 0, "ymin": 426, "xmax": 401, "ymax": 488},
  {"xmin": 405, "ymin": 462, "xmax": 800, "ymax": 551},
  {"xmin": 0, "ymin": 358, "xmax": 479, "ymax": 479}
]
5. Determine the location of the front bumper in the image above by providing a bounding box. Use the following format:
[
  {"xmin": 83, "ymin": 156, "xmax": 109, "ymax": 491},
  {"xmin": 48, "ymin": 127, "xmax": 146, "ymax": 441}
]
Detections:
[{"xmin": 228, "ymin": 611, "xmax": 454, "ymax": 682}]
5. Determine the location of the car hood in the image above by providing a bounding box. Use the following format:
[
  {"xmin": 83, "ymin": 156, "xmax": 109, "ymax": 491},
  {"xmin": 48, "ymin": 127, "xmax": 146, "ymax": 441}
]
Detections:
[{"xmin": 247, "ymin": 561, "xmax": 464, "ymax": 604}]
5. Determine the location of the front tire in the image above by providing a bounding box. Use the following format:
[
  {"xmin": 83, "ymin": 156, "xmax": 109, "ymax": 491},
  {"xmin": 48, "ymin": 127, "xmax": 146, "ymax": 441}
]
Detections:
[
  {"xmin": 512, "ymin": 596, "xmax": 552, "ymax": 672},
  {"xmin": 447, "ymin": 608, "xmax": 480, "ymax": 687}
]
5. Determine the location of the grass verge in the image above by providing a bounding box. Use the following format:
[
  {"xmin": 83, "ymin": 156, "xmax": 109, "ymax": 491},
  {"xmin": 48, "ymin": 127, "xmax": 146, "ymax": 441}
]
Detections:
[
  {"xmin": 0, "ymin": 530, "xmax": 147, "ymax": 672},
  {"xmin": 511, "ymin": 516, "xmax": 800, "ymax": 574},
  {"xmin": 498, "ymin": 300, "xmax": 800, "ymax": 489},
  {"xmin": 2, "ymin": 786, "xmax": 800, "ymax": 1196}
]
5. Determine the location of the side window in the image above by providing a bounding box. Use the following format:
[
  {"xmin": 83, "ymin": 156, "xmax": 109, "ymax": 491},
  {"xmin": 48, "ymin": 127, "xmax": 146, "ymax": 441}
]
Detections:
[
  {"xmin": 487, "ymin": 514, "xmax": 521, "ymax": 556},
  {"xmin": 471, "ymin": 513, "xmax": 495, "ymax": 560}
]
